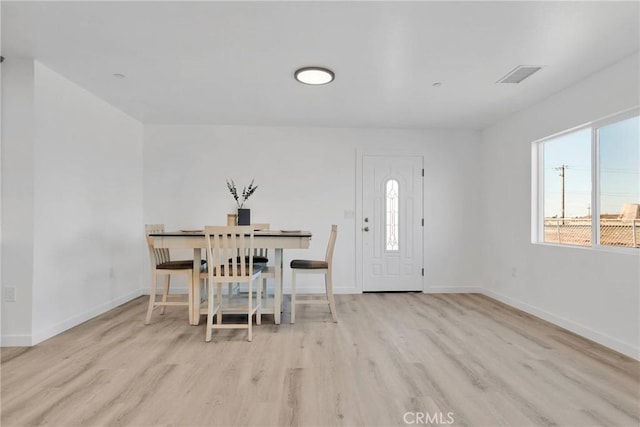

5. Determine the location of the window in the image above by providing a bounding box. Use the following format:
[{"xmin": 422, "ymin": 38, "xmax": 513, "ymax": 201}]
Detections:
[
  {"xmin": 534, "ymin": 108, "xmax": 640, "ymax": 249},
  {"xmin": 542, "ymin": 129, "xmax": 592, "ymax": 246},
  {"xmin": 385, "ymin": 179, "xmax": 399, "ymax": 251},
  {"xmin": 599, "ymin": 115, "xmax": 640, "ymax": 247}
]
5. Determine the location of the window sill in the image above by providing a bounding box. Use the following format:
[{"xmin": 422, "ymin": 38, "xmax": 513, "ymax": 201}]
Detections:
[{"xmin": 532, "ymin": 241, "xmax": 640, "ymax": 255}]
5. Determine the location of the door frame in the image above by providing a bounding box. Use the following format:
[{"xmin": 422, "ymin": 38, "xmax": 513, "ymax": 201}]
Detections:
[{"xmin": 355, "ymin": 149, "xmax": 425, "ymax": 293}]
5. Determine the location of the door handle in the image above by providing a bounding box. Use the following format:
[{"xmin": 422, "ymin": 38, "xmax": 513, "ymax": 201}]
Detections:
[{"xmin": 363, "ymin": 227, "xmax": 370, "ymax": 232}]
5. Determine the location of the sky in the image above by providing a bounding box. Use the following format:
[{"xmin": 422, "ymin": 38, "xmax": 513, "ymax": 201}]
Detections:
[{"xmin": 543, "ymin": 115, "xmax": 639, "ymax": 218}]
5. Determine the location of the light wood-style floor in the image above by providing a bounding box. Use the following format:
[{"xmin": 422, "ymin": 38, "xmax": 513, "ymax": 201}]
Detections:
[{"xmin": 2, "ymin": 293, "xmax": 639, "ymax": 427}]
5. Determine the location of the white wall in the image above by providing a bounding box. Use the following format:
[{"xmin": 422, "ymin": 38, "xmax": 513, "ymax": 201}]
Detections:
[
  {"xmin": 481, "ymin": 53, "xmax": 640, "ymax": 359},
  {"xmin": 144, "ymin": 125, "xmax": 483, "ymax": 294},
  {"xmin": 1, "ymin": 60, "xmax": 145, "ymax": 346},
  {"xmin": 1, "ymin": 58, "xmax": 35, "ymax": 345}
]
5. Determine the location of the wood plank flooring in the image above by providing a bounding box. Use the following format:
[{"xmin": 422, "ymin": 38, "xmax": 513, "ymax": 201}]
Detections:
[{"xmin": 1, "ymin": 293, "xmax": 639, "ymax": 427}]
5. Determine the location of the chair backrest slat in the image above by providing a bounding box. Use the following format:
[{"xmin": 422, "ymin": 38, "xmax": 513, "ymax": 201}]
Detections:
[{"xmin": 325, "ymin": 225, "xmax": 338, "ymax": 266}]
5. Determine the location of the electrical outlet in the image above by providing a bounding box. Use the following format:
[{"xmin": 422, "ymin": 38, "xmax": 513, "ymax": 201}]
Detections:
[
  {"xmin": 344, "ymin": 210, "xmax": 355, "ymax": 219},
  {"xmin": 511, "ymin": 268, "xmax": 517, "ymax": 278},
  {"xmin": 4, "ymin": 287, "xmax": 16, "ymax": 302}
]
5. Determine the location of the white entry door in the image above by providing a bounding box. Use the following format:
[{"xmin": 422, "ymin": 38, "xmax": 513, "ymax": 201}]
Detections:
[{"xmin": 362, "ymin": 155, "xmax": 423, "ymax": 292}]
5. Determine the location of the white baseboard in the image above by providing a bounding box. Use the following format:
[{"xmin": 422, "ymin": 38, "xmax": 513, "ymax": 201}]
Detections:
[
  {"xmin": 151, "ymin": 285, "xmax": 362, "ymax": 295},
  {"xmin": 1, "ymin": 334, "xmax": 33, "ymax": 347},
  {"xmin": 483, "ymin": 288, "xmax": 639, "ymax": 361},
  {"xmin": 424, "ymin": 286, "xmax": 483, "ymax": 294},
  {"xmin": 332, "ymin": 287, "xmax": 360, "ymax": 295},
  {"xmin": 29, "ymin": 289, "xmax": 143, "ymax": 346},
  {"xmin": 290, "ymin": 286, "xmax": 359, "ymax": 295},
  {"xmin": 293, "ymin": 285, "xmax": 484, "ymax": 294},
  {"xmin": 140, "ymin": 287, "xmax": 187, "ymax": 295}
]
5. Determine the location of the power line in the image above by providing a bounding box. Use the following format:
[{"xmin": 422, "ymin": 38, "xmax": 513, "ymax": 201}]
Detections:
[{"xmin": 555, "ymin": 164, "xmax": 569, "ymax": 220}]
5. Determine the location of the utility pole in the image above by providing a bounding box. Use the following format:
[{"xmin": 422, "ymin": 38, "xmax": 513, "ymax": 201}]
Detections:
[{"xmin": 555, "ymin": 164, "xmax": 568, "ymax": 222}]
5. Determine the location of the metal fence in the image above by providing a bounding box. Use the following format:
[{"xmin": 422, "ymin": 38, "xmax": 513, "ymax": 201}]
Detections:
[{"xmin": 544, "ymin": 218, "xmax": 640, "ymax": 248}]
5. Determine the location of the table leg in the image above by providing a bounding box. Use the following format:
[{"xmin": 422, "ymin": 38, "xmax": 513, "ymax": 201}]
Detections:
[
  {"xmin": 192, "ymin": 248, "xmax": 201, "ymax": 325},
  {"xmin": 274, "ymin": 248, "xmax": 283, "ymax": 324}
]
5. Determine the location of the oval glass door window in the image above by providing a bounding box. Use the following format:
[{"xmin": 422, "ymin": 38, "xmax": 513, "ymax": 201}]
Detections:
[{"xmin": 386, "ymin": 179, "xmax": 399, "ymax": 251}]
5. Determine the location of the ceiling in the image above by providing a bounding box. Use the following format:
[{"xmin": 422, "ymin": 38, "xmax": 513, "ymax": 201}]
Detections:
[{"xmin": 2, "ymin": 1, "xmax": 639, "ymax": 130}]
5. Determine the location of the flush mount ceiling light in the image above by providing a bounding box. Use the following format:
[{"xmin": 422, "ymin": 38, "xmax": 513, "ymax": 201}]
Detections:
[{"xmin": 294, "ymin": 67, "xmax": 335, "ymax": 85}]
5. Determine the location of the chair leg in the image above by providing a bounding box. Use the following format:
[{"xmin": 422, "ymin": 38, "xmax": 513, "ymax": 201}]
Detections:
[
  {"xmin": 160, "ymin": 275, "xmax": 170, "ymax": 315},
  {"xmin": 187, "ymin": 274, "xmax": 194, "ymax": 325},
  {"xmin": 200, "ymin": 278, "xmax": 207, "ymax": 321},
  {"xmin": 216, "ymin": 283, "xmax": 223, "ymax": 325},
  {"xmin": 262, "ymin": 278, "xmax": 268, "ymax": 304},
  {"xmin": 256, "ymin": 278, "xmax": 262, "ymax": 326},
  {"xmin": 291, "ymin": 269, "xmax": 297, "ymax": 324},
  {"xmin": 145, "ymin": 276, "xmax": 158, "ymax": 325},
  {"xmin": 326, "ymin": 270, "xmax": 338, "ymax": 323},
  {"xmin": 262, "ymin": 277, "xmax": 268, "ymax": 320},
  {"xmin": 248, "ymin": 281, "xmax": 253, "ymax": 342},
  {"xmin": 205, "ymin": 279, "xmax": 215, "ymax": 342}
]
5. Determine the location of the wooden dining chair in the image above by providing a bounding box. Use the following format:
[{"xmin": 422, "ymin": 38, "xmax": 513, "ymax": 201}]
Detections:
[
  {"xmin": 204, "ymin": 225, "xmax": 262, "ymax": 342},
  {"xmin": 144, "ymin": 224, "xmax": 205, "ymax": 325},
  {"xmin": 290, "ymin": 225, "xmax": 338, "ymax": 324},
  {"xmin": 223, "ymin": 223, "xmax": 275, "ymax": 321}
]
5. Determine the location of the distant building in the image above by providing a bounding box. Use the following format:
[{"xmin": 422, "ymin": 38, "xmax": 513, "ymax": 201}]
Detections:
[{"xmin": 620, "ymin": 203, "xmax": 640, "ymax": 219}]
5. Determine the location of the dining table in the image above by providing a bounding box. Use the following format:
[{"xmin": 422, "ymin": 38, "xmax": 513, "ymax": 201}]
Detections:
[{"xmin": 149, "ymin": 229, "xmax": 312, "ymax": 325}]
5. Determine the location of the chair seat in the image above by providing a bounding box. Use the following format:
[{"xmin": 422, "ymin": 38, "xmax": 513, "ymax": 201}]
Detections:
[
  {"xmin": 157, "ymin": 259, "xmax": 207, "ymax": 271},
  {"xmin": 252, "ymin": 255, "xmax": 269, "ymax": 265},
  {"xmin": 290, "ymin": 259, "xmax": 328, "ymax": 269}
]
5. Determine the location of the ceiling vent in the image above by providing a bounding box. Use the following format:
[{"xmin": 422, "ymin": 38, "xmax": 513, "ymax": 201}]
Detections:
[{"xmin": 497, "ymin": 66, "xmax": 542, "ymax": 84}]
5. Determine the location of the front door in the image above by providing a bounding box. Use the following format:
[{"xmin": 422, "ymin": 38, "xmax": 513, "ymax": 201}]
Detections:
[{"xmin": 362, "ymin": 155, "xmax": 423, "ymax": 292}]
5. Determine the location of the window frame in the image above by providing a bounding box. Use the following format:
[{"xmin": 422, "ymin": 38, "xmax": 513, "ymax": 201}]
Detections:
[{"xmin": 532, "ymin": 106, "xmax": 640, "ymax": 252}]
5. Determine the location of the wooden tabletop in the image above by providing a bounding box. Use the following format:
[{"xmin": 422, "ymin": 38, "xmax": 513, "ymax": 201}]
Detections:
[{"xmin": 150, "ymin": 230, "xmax": 312, "ymax": 237}]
